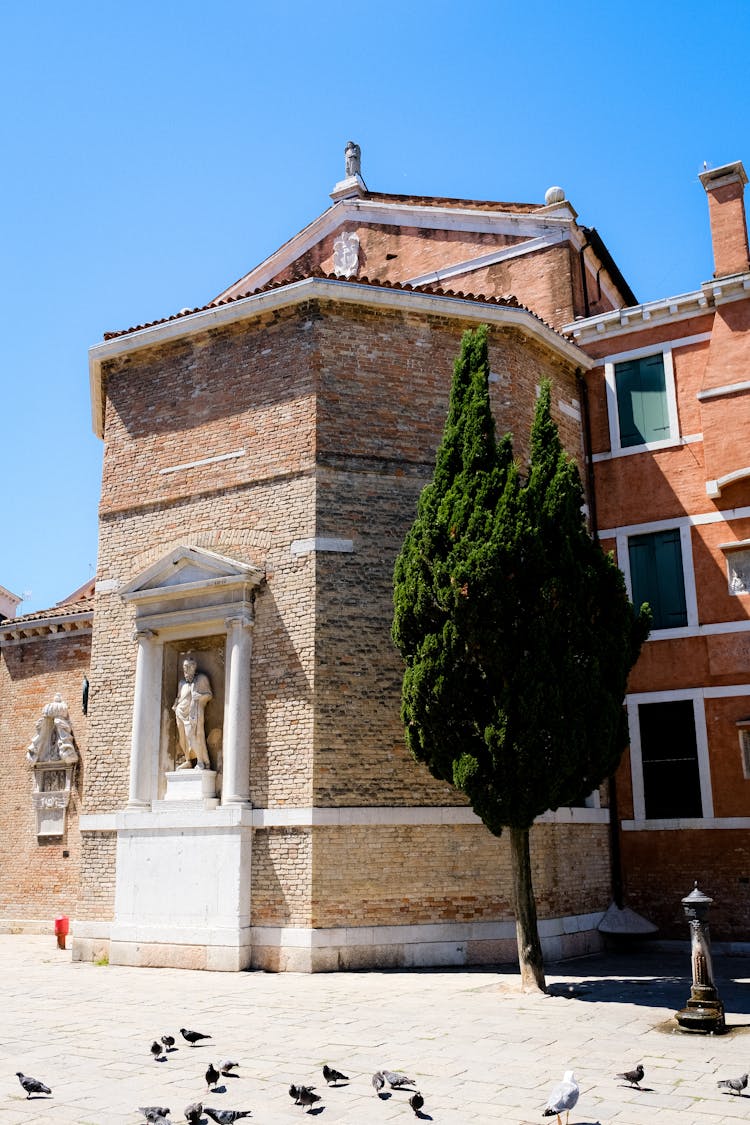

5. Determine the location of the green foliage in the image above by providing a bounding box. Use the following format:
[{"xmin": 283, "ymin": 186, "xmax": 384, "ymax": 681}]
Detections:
[{"xmin": 392, "ymin": 326, "xmax": 650, "ymax": 835}]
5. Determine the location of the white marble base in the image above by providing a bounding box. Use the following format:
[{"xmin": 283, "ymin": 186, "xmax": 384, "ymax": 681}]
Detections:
[
  {"xmin": 163, "ymin": 768, "xmax": 217, "ymax": 802},
  {"xmin": 109, "ymin": 805, "xmax": 252, "ymax": 971}
]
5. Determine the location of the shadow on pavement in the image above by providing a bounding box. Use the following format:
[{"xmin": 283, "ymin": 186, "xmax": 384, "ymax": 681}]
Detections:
[{"xmin": 544, "ymin": 950, "xmax": 750, "ymax": 1016}]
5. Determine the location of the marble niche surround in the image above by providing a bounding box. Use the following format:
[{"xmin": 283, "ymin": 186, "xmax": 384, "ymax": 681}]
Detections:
[{"xmin": 97, "ymin": 546, "xmax": 263, "ymax": 971}]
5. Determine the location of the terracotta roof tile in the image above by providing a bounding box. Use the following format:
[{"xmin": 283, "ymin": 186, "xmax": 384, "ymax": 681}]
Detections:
[
  {"xmin": 1, "ymin": 598, "xmax": 93, "ymax": 628},
  {"xmin": 362, "ymin": 191, "xmax": 542, "ymax": 214},
  {"xmin": 103, "ymin": 271, "xmax": 568, "ymax": 344}
]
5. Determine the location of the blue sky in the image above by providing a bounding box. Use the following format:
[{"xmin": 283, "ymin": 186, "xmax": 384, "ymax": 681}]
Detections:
[{"xmin": 2, "ymin": 0, "xmax": 749, "ymax": 612}]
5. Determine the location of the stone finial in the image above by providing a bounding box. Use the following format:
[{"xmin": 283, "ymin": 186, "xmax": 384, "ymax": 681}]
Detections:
[
  {"xmin": 331, "ymin": 141, "xmax": 367, "ymax": 202},
  {"xmin": 545, "ymin": 185, "xmax": 566, "ymax": 205},
  {"xmin": 345, "ymin": 141, "xmax": 361, "ymax": 178}
]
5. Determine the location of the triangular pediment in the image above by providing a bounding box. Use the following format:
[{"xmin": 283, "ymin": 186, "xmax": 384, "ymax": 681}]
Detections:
[
  {"xmin": 121, "ymin": 546, "xmax": 264, "ymax": 599},
  {"xmin": 212, "ymin": 194, "xmax": 580, "ymax": 305}
]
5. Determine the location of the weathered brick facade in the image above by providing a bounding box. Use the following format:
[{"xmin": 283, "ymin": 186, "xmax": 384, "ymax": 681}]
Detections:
[{"xmin": 2, "ymin": 169, "xmax": 677, "ymax": 968}]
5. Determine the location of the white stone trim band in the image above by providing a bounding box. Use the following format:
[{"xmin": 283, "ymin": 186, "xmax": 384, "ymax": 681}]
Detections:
[
  {"xmin": 80, "ymin": 804, "xmax": 608, "ymax": 833},
  {"xmin": 159, "ymin": 449, "xmax": 246, "ymax": 475},
  {"xmin": 622, "ymin": 817, "xmax": 750, "ymax": 831},
  {"xmin": 252, "ymin": 911, "xmax": 605, "ymax": 948},
  {"xmin": 290, "ymin": 538, "xmax": 354, "ymax": 557}
]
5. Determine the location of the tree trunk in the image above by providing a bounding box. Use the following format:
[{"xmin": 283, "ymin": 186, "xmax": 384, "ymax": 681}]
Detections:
[{"xmin": 509, "ymin": 825, "xmax": 547, "ymax": 993}]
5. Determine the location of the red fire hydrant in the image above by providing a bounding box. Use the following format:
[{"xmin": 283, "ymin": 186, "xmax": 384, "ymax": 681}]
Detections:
[{"xmin": 54, "ymin": 916, "xmax": 69, "ymax": 950}]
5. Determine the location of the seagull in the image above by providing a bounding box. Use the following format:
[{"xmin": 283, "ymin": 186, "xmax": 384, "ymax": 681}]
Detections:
[
  {"xmin": 206, "ymin": 1062, "xmax": 221, "ymax": 1090},
  {"xmin": 383, "ymin": 1069, "xmax": 416, "ymax": 1089},
  {"xmin": 180, "ymin": 1027, "xmax": 212, "ymax": 1046},
  {"xmin": 151, "ymin": 1040, "xmax": 164, "ymax": 1060},
  {"xmin": 323, "ymin": 1064, "xmax": 349, "ymax": 1085},
  {"xmin": 139, "ymin": 1108, "xmax": 171, "ymax": 1122},
  {"xmin": 203, "ymin": 1111, "xmax": 252, "ymax": 1124},
  {"xmin": 542, "ymin": 1070, "xmax": 579, "ymax": 1125},
  {"xmin": 616, "ymin": 1063, "xmax": 644, "ymax": 1088},
  {"xmin": 161, "ymin": 1034, "xmax": 176, "ymax": 1051},
  {"xmin": 184, "ymin": 1102, "xmax": 203, "ymax": 1124},
  {"xmin": 409, "ymin": 1091, "xmax": 425, "ymax": 1114},
  {"xmin": 220, "ymin": 1059, "xmax": 239, "ymax": 1076},
  {"xmin": 372, "ymin": 1071, "xmax": 386, "ymax": 1095},
  {"xmin": 297, "ymin": 1087, "xmax": 322, "ymax": 1110},
  {"xmin": 717, "ymin": 1073, "xmax": 748, "ymax": 1095},
  {"xmin": 16, "ymin": 1072, "xmax": 52, "ymax": 1099}
]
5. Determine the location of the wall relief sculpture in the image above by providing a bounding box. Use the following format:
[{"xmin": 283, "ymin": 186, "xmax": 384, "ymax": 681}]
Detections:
[
  {"xmin": 26, "ymin": 694, "xmax": 79, "ymax": 837},
  {"xmin": 333, "ymin": 231, "xmax": 360, "ymax": 279}
]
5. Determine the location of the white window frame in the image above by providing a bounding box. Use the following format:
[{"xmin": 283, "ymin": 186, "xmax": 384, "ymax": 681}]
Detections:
[
  {"xmin": 604, "ymin": 342, "xmax": 679, "ymax": 455},
  {"xmin": 626, "ymin": 689, "xmax": 713, "ymax": 827},
  {"xmin": 616, "ymin": 523, "xmax": 698, "ymax": 637}
]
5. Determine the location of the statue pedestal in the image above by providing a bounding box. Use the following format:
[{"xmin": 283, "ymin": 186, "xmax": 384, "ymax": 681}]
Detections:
[
  {"xmin": 108, "ymin": 792, "xmax": 252, "ymax": 971},
  {"xmin": 158, "ymin": 769, "xmax": 218, "ymax": 810}
]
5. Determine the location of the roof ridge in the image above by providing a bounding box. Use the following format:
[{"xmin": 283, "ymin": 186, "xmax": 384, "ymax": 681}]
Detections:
[{"xmin": 103, "ymin": 271, "xmax": 566, "ymax": 343}]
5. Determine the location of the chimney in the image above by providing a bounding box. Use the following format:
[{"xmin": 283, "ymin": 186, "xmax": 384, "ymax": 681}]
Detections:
[{"xmin": 699, "ymin": 161, "xmax": 750, "ymax": 278}]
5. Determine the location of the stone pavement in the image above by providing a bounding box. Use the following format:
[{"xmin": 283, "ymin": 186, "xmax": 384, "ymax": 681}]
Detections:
[{"xmin": 1, "ymin": 937, "xmax": 749, "ymax": 1125}]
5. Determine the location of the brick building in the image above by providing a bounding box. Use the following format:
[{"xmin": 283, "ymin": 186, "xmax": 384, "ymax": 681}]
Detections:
[
  {"xmin": 569, "ymin": 161, "xmax": 750, "ymax": 940},
  {"xmin": 1, "ymin": 153, "xmax": 747, "ymax": 968}
]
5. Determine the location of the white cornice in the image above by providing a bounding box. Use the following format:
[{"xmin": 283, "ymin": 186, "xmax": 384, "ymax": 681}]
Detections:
[
  {"xmin": 564, "ymin": 272, "xmax": 750, "ymax": 346},
  {"xmin": 89, "ymin": 276, "xmax": 593, "ymax": 438},
  {"xmin": 0, "ymin": 610, "xmax": 93, "ymax": 646},
  {"xmin": 405, "ymin": 233, "xmax": 563, "ymax": 287},
  {"xmin": 214, "ymin": 198, "xmax": 575, "ymax": 303}
]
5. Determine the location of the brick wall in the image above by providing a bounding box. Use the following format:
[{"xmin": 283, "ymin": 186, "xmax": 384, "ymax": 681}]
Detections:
[
  {"xmin": 310, "ymin": 823, "xmax": 610, "ymax": 928},
  {"xmin": 0, "ymin": 633, "xmax": 89, "ymax": 923}
]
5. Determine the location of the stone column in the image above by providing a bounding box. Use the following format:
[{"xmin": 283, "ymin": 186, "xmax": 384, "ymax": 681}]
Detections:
[
  {"xmin": 222, "ymin": 613, "xmax": 253, "ymax": 805},
  {"xmin": 128, "ymin": 629, "xmax": 161, "ymax": 808}
]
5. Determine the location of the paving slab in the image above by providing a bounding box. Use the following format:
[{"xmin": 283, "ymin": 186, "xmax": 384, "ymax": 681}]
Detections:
[{"xmin": 0, "ymin": 938, "xmax": 748, "ymax": 1123}]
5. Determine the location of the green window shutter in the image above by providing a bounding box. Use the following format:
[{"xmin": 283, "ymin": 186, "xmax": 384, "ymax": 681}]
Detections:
[
  {"xmin": 615, "ymin": 354, "xmax": 670, "ymax": 447},
  {"xmin": 628, "ymin": 528, "xmax": 687, "ymax": 629}
]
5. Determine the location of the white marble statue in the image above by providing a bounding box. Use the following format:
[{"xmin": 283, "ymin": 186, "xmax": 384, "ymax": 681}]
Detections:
[
  {"xmin": 344, "ymin": 140, "xmax": 361, "ymax": 178},
  {"xmin": 173, "ymin": 655, "xmax": 213, "ymax": 770},
  {"xmin": 26, "ymin": 694, "xmax": 79, "ymax": 766}
]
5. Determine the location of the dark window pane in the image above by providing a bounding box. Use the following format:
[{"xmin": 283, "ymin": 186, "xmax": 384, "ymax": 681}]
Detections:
[{"xmin": 638, "ymin": 699, "xmax": 702, "ymax": 819}]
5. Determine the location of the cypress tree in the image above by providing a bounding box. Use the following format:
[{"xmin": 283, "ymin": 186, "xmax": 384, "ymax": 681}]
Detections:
[{"xmin": 392, "ymin": 326, "xmax": 649, "ymax": 991}]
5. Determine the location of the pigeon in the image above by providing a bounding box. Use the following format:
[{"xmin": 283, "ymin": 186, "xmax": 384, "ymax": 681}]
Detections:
[
  {"xmin": 203, "ymin": 1110, "xmax": 252, "ymax": 1124},
  {"xmin": 151, "ymin": 1040, "xmax": 164, "ymax": 1060},
  {"xmin": 220, "ymin": 1059, "xmax": 240, "ymax": 1076},
  {"xmin": 717, "ymin": 1073, "xmax": 748, "ymax": 1095},
  {"xmin": 184, "ymin": 1102, "xmax": 203, "ymax": 1125},
  {"xmin": 616, "ymin": 1063, "xmax": 644, "ymax": 1088},
  {"xmin": 162, "ymin": 1034, "xmax": 176, "ymax": 1051},
  {"xmin": 290, "ymin": 1084, "xmax": 316, "ymax": 1104},
  {"xmin": 16, "ymin": 1072, "xmax": 52, "ymax": 1099},
  {"xmin": 139, "ymin": 1108, "xmax": 171, "ymax": 1122},
  {"xmin": 206, "ymin": 1062, "xmax": 221, "ymax": 1090},
  {"xmin": 542, "ymin": 1070, "xmax": 579, "ymax": 1125},
  {"xmin": 181, "ymin": 1027, "xmax": 212, "ymax": 1046},
  {"xmin": 322, "ymin": 1064, "xmax": 349, "ymax": 1085},
  {"xmin": 372, "ymin": 1071, "xmax": 386, "ymax": 1095},
  {"xmin": 297, "ymin": 1087, "xmax": 322, "ymax": 1110},
  {"xmin": 409, "ymin": 1091, "xmax": 425, "ymax": 1114},
  {"xmin": 383, "ymin": 1069, "xmax": 416, "ymax": 1089}
]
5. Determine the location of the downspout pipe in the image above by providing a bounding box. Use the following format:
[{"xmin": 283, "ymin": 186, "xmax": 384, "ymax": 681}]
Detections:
[{"xmin": 576, "ymin": 366, "xmax": 623, "ymax": 909}]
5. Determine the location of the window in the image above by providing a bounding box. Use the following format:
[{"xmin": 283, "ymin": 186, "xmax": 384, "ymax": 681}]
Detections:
[
  {"xmin": 614, "ymin": 354, "xmax": 671, "ymax": 447},
  {"xmin": 637, "ymin": 699, "xmax": 703, "ymax": 819},
  {"xmin": 628, "ymin": 528, "xmax": 688, "ymax": 629},
  {"xmin": 604, "ymin": 345, "xmax": 685, "ymax": 456}
]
